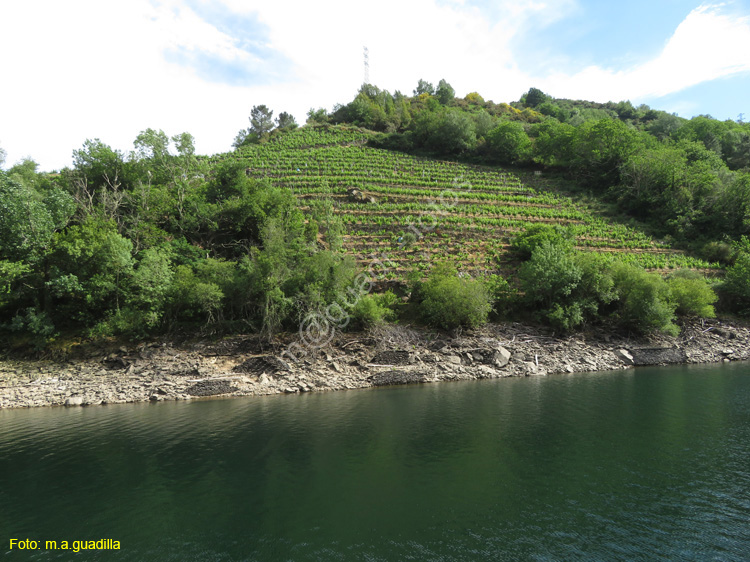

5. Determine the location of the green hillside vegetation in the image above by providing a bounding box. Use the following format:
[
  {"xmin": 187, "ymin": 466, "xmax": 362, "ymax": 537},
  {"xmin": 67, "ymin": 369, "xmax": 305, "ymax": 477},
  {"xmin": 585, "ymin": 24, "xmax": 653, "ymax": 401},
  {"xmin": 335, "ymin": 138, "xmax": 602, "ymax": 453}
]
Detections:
[{"xmin": 1, "ymin": 82, "xmax": 749, "ymax": 352}]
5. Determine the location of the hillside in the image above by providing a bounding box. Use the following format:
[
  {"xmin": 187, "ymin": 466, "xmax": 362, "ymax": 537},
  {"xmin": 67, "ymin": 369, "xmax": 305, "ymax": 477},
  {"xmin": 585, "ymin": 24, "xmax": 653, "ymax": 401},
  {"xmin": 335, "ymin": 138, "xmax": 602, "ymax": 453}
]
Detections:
[
  {"xmin": 3, "ymin": 87, "xmax": 749, "ymax": 350},
  {"xmin": 226, "ymin": 124, "xmax": 714, "ymax": 279}
]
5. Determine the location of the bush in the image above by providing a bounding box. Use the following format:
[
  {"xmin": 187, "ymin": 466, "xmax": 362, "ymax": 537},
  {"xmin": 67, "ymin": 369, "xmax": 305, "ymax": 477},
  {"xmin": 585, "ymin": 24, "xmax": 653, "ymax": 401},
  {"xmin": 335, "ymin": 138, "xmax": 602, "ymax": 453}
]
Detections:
[
  {"xmin": 667, "ymin": 270, "xmax": 717, "ymax": 318},
  {"xmin": 611, "ymin": 263, "xmax": 678, "ymax": 336},
  {"xmin": 518, "ymin": 241, "xmax": 613, "ymax": 331},
  {"xmin": 419, "ymin": 263, "xmax": 491, "ymax": 330},
  {"xmin": 701, "ymin": 241, "xmax": 734, "ymax": 265},
  {"xmin": 485, "ymin": 121, "xmax": 531, "ymax": 165},
  {"xmin": 484, "ymin": 273, "xmax": 516, "ymax": 315},
  {"xmin": 350, "ymin": 291, "xmax": 398, "ymax": 329},
  {"xmin": 511, "ymin": 224, "xmax": 573, "ymax": 260},
  {"xmin": 722, "ymin": 250, "xmax": 750, "ymax": 314}
]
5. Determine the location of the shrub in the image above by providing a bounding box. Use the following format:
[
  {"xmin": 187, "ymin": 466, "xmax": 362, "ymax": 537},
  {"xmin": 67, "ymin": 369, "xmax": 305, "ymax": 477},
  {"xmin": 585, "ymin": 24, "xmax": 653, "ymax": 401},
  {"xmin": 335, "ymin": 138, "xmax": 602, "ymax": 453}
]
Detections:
[
  {"xmin": 611, "ymin": 263, "xmax": 678, "ymax": 336},
  {"xmin": 667, "ymin": 270, "xmax": 717, "ymax": 318},
  {"xmin": 722, "ymin": 250, "xmax": 750, "ymax": 314},
  {"xmin": 485, "ymin": 121, "xmax": 532, "ymax": 165},
  {"xmin": 350, "ymin": 291, "xmax": 398, "ymax": 329},
  {"xmin": 518, "ymin": 241, "xmax": 611, "ymax": 331},
  {"xmin": 419, "ymin": 263, "xmax": 491, "ymax": 330},
  {"xmin": 511, "ymin": 224, "xmax": 573, "ymax": 260}
]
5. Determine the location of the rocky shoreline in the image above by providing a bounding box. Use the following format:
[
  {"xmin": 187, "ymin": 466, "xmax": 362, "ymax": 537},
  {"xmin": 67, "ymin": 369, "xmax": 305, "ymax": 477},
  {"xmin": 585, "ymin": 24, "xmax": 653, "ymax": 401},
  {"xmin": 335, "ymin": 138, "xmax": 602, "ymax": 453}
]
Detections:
[{"xmin": 1, "ymin": 319, "xmax": 748, "ymax": 409}]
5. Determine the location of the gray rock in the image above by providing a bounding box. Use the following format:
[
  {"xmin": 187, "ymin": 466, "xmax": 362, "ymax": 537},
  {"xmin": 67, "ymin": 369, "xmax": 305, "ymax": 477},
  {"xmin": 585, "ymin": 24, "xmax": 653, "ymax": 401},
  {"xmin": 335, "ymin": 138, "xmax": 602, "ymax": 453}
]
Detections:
[
  {"xmin": 444, "ymin": 355, "xmax": 462, "ymax": 365},
  {"xmin": 495, "ymin": 347, "xmax": 512, "ymax": 368},
  {"xmin": 65, "ymin": 396, "xmax": 83, "ymax": 406},
  {"xmin": 630, "ymin": 347, "xmax": 687, "ymax": 366},
  {"xmin": 233, "ymin": 355, "xmax": 290, "ymax": 375},
  {"xmin": 369, "ymin": 370, "xmax": 425, "ymax": 386},
  {"xmin": 185, "ymin": 380, "xmax": 239, "ymax": 397},
  {"xmin": 615, "ymin": 349, "xmax": 634, "ymax": 365},
  {"xmin": 370, "ymin": 350, "xmax": 412, "ymax": 365}
]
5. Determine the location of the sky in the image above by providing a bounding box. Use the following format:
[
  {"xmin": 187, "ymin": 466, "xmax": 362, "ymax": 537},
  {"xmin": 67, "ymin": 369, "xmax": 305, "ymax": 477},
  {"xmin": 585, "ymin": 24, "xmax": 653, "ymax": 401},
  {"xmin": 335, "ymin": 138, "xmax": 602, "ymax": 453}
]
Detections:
[{"xmin": 1, "ymin": 0, "xmax": 749, "ymax": 171}]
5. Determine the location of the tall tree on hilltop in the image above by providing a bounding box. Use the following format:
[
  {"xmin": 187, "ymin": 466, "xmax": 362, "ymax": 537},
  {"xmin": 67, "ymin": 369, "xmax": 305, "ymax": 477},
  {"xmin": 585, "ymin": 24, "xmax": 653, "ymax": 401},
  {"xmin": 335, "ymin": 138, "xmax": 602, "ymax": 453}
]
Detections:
[
  {"xmin": 413, "ymin": 79, "xmax": 435, "ymax": 96},
  {"xmin": 234, "ymin": 105, "xmax": 276, "ymax": 148},
  {"xmin": 250, "ymin": 105, "xmax": 275, "ymax": 137},
  {"xmin": 436, "ymin": 79, "xmax": 455, "ymax": 105},
  {"xmin": 276, "ymin": 112, "xmax": 298, "ymax": 130}
]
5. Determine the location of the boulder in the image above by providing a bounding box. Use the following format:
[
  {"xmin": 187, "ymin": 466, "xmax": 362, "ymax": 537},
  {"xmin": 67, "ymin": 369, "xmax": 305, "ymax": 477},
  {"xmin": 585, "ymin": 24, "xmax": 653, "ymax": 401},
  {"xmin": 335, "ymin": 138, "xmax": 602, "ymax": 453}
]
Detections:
[
  {"xmin": 615, "ymin": 349, "xmax": 634, "ymax": 365},
  {"xmin": 495, "ymin": 347, "xmax": 512, "ymax": 368}
]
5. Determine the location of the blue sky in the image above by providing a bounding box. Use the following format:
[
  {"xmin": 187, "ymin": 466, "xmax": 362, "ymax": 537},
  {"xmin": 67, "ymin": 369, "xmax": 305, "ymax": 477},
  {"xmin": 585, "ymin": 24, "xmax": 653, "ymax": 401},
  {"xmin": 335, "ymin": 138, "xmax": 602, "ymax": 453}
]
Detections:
[{"xmin": 1, "ymin": 0, "xmax": 749, "ymax": 171}]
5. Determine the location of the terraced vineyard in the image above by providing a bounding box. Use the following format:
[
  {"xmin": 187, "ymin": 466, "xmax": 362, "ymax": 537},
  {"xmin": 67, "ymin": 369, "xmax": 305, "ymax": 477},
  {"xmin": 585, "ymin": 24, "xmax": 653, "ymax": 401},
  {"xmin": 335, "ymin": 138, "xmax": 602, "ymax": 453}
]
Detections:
[{"xmin": 220, "ymin": 125, "xmax": 717, "ymax": 280}]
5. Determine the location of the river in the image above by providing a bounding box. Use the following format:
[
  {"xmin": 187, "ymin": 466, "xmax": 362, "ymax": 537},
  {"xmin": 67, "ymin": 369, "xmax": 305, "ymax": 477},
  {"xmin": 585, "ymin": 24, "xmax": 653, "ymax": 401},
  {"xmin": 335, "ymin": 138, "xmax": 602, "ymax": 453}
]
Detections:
[{"xmin": 2, "ymin": 362, "xmax": 749, "ymax": 561}]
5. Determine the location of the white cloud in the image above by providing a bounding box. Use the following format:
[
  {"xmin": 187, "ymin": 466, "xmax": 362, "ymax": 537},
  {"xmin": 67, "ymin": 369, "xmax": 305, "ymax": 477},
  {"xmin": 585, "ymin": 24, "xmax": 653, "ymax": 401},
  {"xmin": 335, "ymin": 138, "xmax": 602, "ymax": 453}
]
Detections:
[{"xmin": 539, "ymin": 4, "xmax": 750, "ymax": 102}]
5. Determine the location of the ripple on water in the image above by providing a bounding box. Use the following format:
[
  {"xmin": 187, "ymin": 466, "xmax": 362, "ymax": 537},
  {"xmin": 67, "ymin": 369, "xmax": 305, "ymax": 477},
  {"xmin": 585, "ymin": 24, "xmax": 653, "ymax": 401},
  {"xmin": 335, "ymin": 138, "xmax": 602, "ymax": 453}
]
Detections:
[{"xmin": 1, "ymin": 363, "xmax": 749, "ymax": 561}]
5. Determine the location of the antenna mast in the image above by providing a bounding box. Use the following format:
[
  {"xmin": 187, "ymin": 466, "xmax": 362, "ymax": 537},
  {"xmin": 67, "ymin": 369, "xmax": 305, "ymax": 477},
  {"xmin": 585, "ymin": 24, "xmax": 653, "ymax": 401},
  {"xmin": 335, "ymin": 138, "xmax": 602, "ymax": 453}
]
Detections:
[{"xmin": 363, "ymin": 46, "xmax": 370, "ymax": 85}]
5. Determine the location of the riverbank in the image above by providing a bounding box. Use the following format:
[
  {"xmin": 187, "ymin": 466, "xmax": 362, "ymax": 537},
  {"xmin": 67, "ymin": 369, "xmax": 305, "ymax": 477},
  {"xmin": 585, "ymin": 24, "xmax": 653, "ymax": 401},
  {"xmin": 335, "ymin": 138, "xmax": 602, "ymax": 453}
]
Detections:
[{"xmin": 1, "ymin": 319, "xmax": 748, "ymax": 409}]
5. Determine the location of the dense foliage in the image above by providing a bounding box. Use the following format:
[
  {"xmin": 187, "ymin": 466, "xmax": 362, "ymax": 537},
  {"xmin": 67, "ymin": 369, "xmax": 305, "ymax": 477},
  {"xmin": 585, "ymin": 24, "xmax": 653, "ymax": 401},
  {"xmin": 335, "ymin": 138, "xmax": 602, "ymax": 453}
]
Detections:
[{"xmin": 3, "ymin": 81, "xmax": 747, "ymax": 349}]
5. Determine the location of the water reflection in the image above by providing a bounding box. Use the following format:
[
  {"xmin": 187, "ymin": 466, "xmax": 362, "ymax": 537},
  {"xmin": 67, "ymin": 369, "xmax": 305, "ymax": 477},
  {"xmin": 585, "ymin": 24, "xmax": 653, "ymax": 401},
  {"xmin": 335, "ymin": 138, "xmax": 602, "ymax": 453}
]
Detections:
[{"xmin": 1, "ymin": 363, "xmax": 748, "ymax": 561}]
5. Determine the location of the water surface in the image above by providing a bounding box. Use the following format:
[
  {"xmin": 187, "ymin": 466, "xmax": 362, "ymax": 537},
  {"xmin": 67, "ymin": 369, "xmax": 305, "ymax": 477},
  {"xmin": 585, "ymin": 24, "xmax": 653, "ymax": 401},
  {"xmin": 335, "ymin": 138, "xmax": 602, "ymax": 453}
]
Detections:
[{"xmin": 1, "ymin": 363, "xmax": 749, "ymax": 561}]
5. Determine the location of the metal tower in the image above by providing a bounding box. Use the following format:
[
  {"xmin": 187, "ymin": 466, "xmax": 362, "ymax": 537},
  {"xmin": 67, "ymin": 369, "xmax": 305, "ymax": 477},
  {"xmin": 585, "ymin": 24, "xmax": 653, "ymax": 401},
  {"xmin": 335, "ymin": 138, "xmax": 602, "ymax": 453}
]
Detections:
[{"xmin": 363, "ymin": 46, "xmax": 370, "ymax": 85}]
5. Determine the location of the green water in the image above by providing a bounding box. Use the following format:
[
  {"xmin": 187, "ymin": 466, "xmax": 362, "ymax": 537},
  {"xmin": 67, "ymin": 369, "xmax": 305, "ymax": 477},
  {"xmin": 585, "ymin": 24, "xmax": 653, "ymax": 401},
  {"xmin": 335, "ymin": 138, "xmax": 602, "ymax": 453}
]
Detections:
[{"xmin": 1, "ymin": 363, "xmax": 749, "ymax": 561}]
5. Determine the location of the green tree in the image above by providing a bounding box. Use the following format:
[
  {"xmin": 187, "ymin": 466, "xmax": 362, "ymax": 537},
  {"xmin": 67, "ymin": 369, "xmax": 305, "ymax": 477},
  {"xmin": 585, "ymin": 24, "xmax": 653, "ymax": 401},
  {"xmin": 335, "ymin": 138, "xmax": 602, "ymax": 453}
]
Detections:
[
  {"xmin": 276, "ymin": 112, "xmax": 298, "ymax": 130},
  {"xmin": 667, "ymin": 270, "xmax": 717, "ymax": 318},
  {"xmin": 611, "ymin": 262, "xmax": 678, "ymax": 336},
  {"xmin": 0, "ymin": 171, "xmax": 75, "ymax": 263},
  {"xmin": 571, "ymin": 118, "xmax": 642, "ymax": 188},
  {"xmin": 306, "ymin": 108, "xmax": 329, "ymax": 124},
  {"xmin": 414, "ymin": 79, "xmax": 435, "ymax": 96},
  {"xmin": 530, "ymin": 120, "xmax": 576, "ymax": 166},
  {"xmin": 250, "ymin": 105, "xmax": 275, "ymax": 137},
  {"xmin": 418, "ymin": 263, "xmax": 491, "ymax": 329},
  {"xmin": 523, "ymin": 87, "xmax": 549, "ymax": 108},
  {"xmin": 722, "ymin": 240, "xmax": 750, "ymax": 313},
  {"xmin": 435, "ymin": 79, "xmax": 455, "ymax": 105},
  {"xmin": 486, "ymin": 121, "xmax": 532, "ymax": 164}
]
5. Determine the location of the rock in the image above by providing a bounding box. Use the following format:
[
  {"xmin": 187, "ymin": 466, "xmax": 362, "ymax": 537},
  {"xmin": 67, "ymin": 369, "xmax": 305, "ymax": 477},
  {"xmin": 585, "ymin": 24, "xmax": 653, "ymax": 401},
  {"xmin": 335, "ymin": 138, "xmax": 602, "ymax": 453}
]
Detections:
[
  {"xmin": 495, "ymin": 347, "xmax": 511, "ymax": 368},
  {"xmin": 615, "ymin": 349, "xmax": 634, "ymax": 365},
  {"xmin": 65, "ymin": 396, "xmax": 83, "ymax": 406},
  {"xmin": 444, "ymin": 355, "xmax": 462, "ymax": 365},
  {"xmin": 630, "ymin": 347, "xmax": 687, "ymax": 366},
  {"xmin": 347, "ymin": 188, "xmax": 377, "ymax": 204},
  {"xmin": 522, "ymin": 361, "xmax": 540, "ymax": 375},
  {"xmin": 102, "ymin": 355, "xmax": 129, "ymax": 370},
  {"xmin": 369, "ymin": 370, "xmax": 425, "ymax": 386},
  {"xmin": 185, "ymin": 380, "xmax": 239, "ymax": 397},
  {"xmin": 233, "ymin": 355, "xmax": 290, "ymax": 375},
  {"xmin": 370, "ymin": 350, "xmax": 412, "ymax": 365},
  {"xmin": 172, "ymin": 366, "xmax": 201, "ymax": 377}
]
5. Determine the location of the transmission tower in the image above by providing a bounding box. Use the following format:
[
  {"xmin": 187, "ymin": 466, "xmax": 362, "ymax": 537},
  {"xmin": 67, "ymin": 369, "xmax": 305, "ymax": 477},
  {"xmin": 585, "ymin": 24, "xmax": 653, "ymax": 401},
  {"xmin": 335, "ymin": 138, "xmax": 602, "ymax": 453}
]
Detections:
[{"xmin": 363, "ymin": 46, "xmax": 370, "ymax": 85}]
